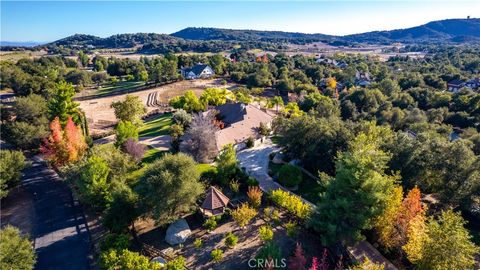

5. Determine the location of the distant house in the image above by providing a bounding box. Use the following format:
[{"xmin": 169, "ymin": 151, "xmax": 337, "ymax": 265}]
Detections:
[
  {"xmin": 447, "ymin": 79, "xmax": 466, "ymax": 92},
  {"xmin": 181, "ymin": 64, "xmax": 215, "ymax": 80},
  {"xmin": 213, "ymin": 103, "xmax": 274, "ymax": 150},
  {"xmin": 465, "ymin": 78, "xmax": 480, "ymax": 90},
  {"xmin": 355, "ymin": 71, "xmax": 371, "ymax": 87}
]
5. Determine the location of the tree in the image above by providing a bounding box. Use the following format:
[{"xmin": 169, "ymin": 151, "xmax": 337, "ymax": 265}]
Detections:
[
  {"xmin": 289, "ymin": 243, "xmax": 307, "ymax": 270},
  {"xmin": 402, "ymin": 214, "xmax": 428, "ymax": 264},
  {"xmin": 418, "ymin": 210, "xmax": 479, "ymax": 270},
  {"xmin": 180, "ymin": 112, "xmax": 219, "ymax": 163},
  {"xmin": 172, "ymin": 109, "xmax": 192, "ymax": 127},
  {"xmin": 231, "ymin": 203, "xmax": 257, "ymax": 228},
  {"xmin": 374, "ymin": 186, "xmax": 403, "ymax": 249},
  {"xmin": 256, "ymin": 241, "xmax": 282, "ymax": 269},
  {"xmin": 397, "ymin": 187, "xmax": 425, "ymax": 243},
  {"xmin": 111, "ymin": 95, "xmax": 146, "ymax": 126},
  {"xmin": 102, "ymin": 185, "xmax": 138, "ymax": 233},
  {"xmin": 247, "ymin": 186, "xmax": 263, "ymax": 208},
  {"xmin": 282, "ymin": 102, "xmax": 304, "ymax": 118},
  {"xmin": 136, "ymin": 153, "xmax": 204, "ymax": 224},
  {"xmin": 47, "ymin": 81, "xmax": 79, "ymax": 123},
  {"xmin": 0, "ymin": 225, "xmax": 36, "ymax": 270},
  {"xmin": 100, "ymin": 249, "xmax": 161, "ymax": 270},
  {"xmin": 41, "ymin": 117, "xmax": 87, "ymax": 167},
  {"xmin": 309, "ymin": 124, "xmax": 397, "ymax": 246},
  {"xmin": 200, "ymin": 88, "xmax": 229, "ymax": 106},
  {"xmin": 14, "ymin": 94, "xmax": 48, "ymax": 126},
  {"xmin": 216, "ymin": 144, "xmax": 237, "ymax": 184},
  {"xmin": 122, "ymin": 138, "xmax": 145, "ymax": 162},
  {"xmin": 76, "ymin": 155, "xmax": 112, "ymax": 210},
  {"xmin": 348, "ymin": 258, "xmax": 385, "ymax": 270},
  {"xmin": 6, "ymin": 121, "xmax": 48, "ymax": 149},
  {"xmin": 268, "ymin": 96, "xmax": 284, "ymax": 112},
  {"xmin": 169, "ymin": 90, "xmax": 205, "ymax": 112},
  {"xmin": 0, "ymin": 150, "xmax": 26, "ymax": 198},
  {"xmin": 115, "ymin": 120, "xmax": 138, "ymax": 147}
]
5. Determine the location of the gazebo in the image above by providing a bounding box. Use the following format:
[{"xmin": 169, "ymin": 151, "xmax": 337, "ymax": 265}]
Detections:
[{"xmin": 200, "ymin": 186, "xmax": 230, "ymax": 217}]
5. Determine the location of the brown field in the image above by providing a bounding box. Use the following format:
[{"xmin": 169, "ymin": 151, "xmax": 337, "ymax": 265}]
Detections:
[
  {"xmin": 0, "ymin": 50, "xmax": 48, "ymax": 62},
  {"xmin": 78, "ymin": 79, "xmax": 236, "ymax": 135}
]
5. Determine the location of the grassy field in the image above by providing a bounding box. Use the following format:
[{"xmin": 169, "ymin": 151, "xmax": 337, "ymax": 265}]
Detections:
[
  {"xmin": 139, "ymin": 113, "xmax": 173, "ymax": 137},
  {"xmin": 96, "ymin": 81, "xmax": 146, "ymax": 95}
]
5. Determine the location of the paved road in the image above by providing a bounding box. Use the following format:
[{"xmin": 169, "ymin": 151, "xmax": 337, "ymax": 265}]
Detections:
[
  {"xmin": 23, "ymin": 155, "xmax": 92, "ymax": 270},
  {"xmin": 236, "ymin": 139, "xmax": 288, "ymax": 193}
]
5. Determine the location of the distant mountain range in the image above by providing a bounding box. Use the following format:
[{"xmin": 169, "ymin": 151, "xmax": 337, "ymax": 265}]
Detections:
[
  {"xmin": 172, "ymin": 18, "xmax": 480, "ymax": 44},
  {"xmin": 3, "ymin": 18, "xmax": 478, "ymax": 52},
  {"xmin": 0, "ymin": 41, "xmax": 46, "ymax": 47}
]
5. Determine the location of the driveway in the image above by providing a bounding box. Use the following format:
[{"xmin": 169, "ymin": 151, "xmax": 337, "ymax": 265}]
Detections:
[
  {"xmin": 236, "ymin": 139, "xmax": 287, "ymax": 193},
  {"xmin": 22, "ymin": 155, "xmax": 92, "ymax": 270}
]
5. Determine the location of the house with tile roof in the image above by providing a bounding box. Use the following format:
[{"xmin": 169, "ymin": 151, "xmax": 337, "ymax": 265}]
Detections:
[{"xmin": 213, "ymin": 102, "xmax": 274, "ymax": 150}]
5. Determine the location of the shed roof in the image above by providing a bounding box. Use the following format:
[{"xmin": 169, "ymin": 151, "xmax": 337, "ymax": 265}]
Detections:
[{"xmin": 201, "ymin": 186, "xmax": 230, "ymax": 210}]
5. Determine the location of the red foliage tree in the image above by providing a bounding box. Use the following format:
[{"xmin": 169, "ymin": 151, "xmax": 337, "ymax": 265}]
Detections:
[
  {"xmin": 398, "ymin": 186, "xmax": 425, "ymax": 240},
  {"xmin": 289, "ymin": 243, "xmax": 307, "ymax": 270},
  {"xmin": 309, "ymin": 257, "xmax": 318, "ymax": 270},
  {"xmin": 41, "ymin": 116, "xmax": 86, "ymax": 167},
  {"xmin": 318, "ymin": 248, "xmax": 329, "ymax": 270}
]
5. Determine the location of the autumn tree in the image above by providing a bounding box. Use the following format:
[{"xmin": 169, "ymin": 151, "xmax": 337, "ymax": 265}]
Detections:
[
  {"xmin": 374, "ymin": 186, "xmax": 403, "ymax": 249},
  {"xmin": 289, "ymin": 243, "xmax": 307, "ymax": 270},
  {"xmin": 402, "ymin": 214, "xmax": 428, "ymax": 264},
  {"xmin": 41, "ymin": 117, "xmax": 87, "ymax": 167},
  {"xmin": 111, "ymin": 95, "xmax": 146, "ymax": 126},
  {"xmin": 397, "ymin": 187, "xmax": 425, "ymax": 243},
  {"xmin": 247, "ymin": 186, "xmax": 263, "ymax": 208}
]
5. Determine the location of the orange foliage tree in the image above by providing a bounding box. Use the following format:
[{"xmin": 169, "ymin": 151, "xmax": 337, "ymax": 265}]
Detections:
[
  {"xmin": 398, "ymin": 187, "xmax": 425, "ymax": 241},
  {"xmin": 41, "ymin": 117, "xmax": 87, "ymax": 167}
]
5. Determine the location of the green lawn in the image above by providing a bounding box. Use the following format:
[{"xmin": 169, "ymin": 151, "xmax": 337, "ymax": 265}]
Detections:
[
  {"xmin": 141, "ymin": 147, "xmax": 168, "ymax": 165},
  {"xmin": 268, "ymin": 161, "xmax": 323, "ymax": 204},
  {"xmin": 96, "ymin": 81, "xmax": 145, "ymax": 95},
  {"xmin": 139, "ymin": 113, "xmax": 173, "ymax": 137}
]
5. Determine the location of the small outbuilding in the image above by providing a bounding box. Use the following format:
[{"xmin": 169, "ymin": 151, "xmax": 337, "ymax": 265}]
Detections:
[{"xmin": 200, "ymin": 186, "xmax": 230, "ymax": 217}]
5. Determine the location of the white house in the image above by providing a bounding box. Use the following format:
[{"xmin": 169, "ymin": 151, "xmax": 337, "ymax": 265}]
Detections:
[{"xmin": 181, "ymin": 64, "xmax": 215, "ymax": 80}]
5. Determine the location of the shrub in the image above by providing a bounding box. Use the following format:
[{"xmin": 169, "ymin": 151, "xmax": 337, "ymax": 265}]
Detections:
[
  {"xmin": 115, "ymin": 120, "xmax": 138, "ymax": 147},
  {"xmin": 0, "ymin": 150, "xmax": 26, "ymax": 199},
  {"xmin": 224, "ymin": 232, "xmax": 238, "ymax": 248},
  {"xmin": 100, "ymin": 249, "xmax": 161, "ymax": 270},
  {"xmin": 278, "ymin": 164, "xmax": 302, "ymax": 187},
  {"xmin": 100, "ymin": 233, "xmax": 130, "ymax": 252},
  {"xmin": 194, "ymin": 238, "xmax": 203, "ymax": 248},
  {"xmin": 122, "ymin": 138, "xmax": 145, "ymax": 162},
  {"xmin": 203, "ymin": 217, "xmax": 218, "ymax": 231},
  {"xmin": 259, "ymin": 122, "xmax": 270, "ymax": 136},
  {"xmin": 259, "ymin": 225, "xmax": 274, "ymax": 242},
  {"xmin": 263, "ymin": 207, "xmax": 281, "ymax": 225},
  {"xmin": 165, "ymin": 256, "xmax": 186, "ymax": 270},
  {"xmin": 247, "ymin": 186, "xmax": 263, "ymax": 208},
  {"xmin": 231, "ymin": 203, "xmax": 257, "ymax": 228},
  {"xmin": 246, "ymin": 177, "xmax": 259, "ymax": 187},
  {"xmin": 211, "ymin": 249, "xmax": 223, "ymax": 263},
  {"xmin": 255, "ymin": 241, "xmax": 281, "ymax": 267},
  {"xmin": 245, "ymin": 137, "xmax": 255, "ymax": 148},
  {"xmin": 270, "ymin": 189, "xmax": 311, "ymax": 219},
  {"xmin": 0, "ymin": 225, "xmax": 36, "ymax": 270},
  {"xmin": 229, "ymin": 180, "xmax": 240, "ymax": 193},
  {"xmin": 285, "ymin": 221, "xmax": 298, "ymax": 238}
]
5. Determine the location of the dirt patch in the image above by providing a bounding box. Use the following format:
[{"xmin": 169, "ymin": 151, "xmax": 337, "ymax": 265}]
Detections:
[{"xmin": 78, "ymin": 79, "xmax": 236, "ymax": 135}]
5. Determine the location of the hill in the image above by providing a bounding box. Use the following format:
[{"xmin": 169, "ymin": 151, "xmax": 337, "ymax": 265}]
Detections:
[
  {"xmin": 344, "ymin": 18, "xmax": 480, "ymax": 43},
  {"xmin": 172, "ymin": 18, "xmax": 480, "ymax": 44}
]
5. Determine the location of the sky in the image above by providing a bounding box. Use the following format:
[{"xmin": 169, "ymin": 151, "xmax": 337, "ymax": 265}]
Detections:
[{"xmin": 1, "ymin": 1, "xmax": 479, "ymax": 42}]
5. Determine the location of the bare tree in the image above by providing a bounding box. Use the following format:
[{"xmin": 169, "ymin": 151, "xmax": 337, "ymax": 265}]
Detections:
[{"xmin": 180, "ymin": 112, "xmax": 219, "ymax": 163}]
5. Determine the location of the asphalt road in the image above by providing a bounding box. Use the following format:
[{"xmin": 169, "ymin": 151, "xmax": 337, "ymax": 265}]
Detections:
[{"xmin": 23, "ymin": 155, "xmax": 92, "ymax": 270}]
